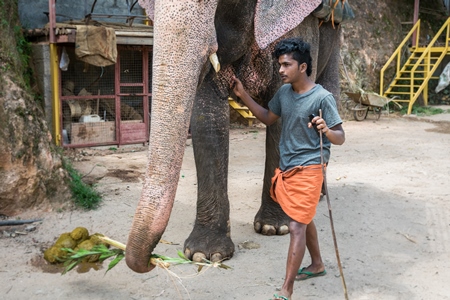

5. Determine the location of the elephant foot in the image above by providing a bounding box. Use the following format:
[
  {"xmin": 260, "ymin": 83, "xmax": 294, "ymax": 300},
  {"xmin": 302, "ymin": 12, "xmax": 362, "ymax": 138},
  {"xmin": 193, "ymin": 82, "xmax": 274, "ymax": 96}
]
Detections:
[
  {"xmin": 253, "ymin": 201, "xmax": 290, "ymax": 236},
  {"xmin": 184, "ymin": 225, "xmax": 235, "ymax": 263}
]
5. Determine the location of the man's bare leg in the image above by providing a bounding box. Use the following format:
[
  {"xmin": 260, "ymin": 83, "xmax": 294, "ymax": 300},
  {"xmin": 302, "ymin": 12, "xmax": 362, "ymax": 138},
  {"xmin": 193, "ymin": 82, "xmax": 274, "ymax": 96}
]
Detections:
[
  {"xmin": 295, "ymin": 220, "xmax": 325, "ymax": 280},
  {"xmin": 273, "ymin": 220, "xmax": 308, "ymax": 300}
]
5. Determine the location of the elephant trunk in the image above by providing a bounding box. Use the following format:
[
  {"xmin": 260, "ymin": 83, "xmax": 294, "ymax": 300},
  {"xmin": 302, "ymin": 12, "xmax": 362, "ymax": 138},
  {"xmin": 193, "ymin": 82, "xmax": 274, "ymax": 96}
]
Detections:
[{"xmin": 126, "ymin": 0, "xmax": 219, "ymax": 273}]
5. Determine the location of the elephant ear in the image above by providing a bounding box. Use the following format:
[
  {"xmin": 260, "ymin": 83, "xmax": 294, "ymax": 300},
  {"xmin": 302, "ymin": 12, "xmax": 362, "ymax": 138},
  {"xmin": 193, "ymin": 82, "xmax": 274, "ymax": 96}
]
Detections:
[
  {"xmin": 138, "ymin": 0, "xmax": 155, "ymax": 21},
  {"xmin": 254, "ymin": 0, "xmax": 322, "ymax": 49}
]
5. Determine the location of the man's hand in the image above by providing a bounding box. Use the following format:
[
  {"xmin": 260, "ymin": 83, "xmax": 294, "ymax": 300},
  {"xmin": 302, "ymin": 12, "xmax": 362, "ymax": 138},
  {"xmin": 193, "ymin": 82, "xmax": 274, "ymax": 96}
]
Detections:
[
  {"xmin": 308, "ymin": 115, "xmax": 329, "ymax": 134},
  {"xmin": 309, "ymin": 115, "xmax": 345, "ymax": 145},
  {"xmin": 231, "ymin": 75, "xmax": 245, "ymax": 98}
]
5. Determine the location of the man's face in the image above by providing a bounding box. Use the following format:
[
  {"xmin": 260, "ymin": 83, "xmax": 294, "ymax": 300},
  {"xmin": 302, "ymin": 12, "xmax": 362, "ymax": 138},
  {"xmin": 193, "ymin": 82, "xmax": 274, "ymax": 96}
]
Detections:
[{"xmin": 278, "ymin": 53, "xmax": 306, "ymax": 84}]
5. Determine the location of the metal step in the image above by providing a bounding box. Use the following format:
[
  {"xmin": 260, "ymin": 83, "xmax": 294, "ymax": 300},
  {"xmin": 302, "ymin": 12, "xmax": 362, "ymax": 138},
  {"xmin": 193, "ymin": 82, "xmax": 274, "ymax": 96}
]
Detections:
[{"xmin": 228, "ymin": 97, "xmax": 256, "ymax": 126}]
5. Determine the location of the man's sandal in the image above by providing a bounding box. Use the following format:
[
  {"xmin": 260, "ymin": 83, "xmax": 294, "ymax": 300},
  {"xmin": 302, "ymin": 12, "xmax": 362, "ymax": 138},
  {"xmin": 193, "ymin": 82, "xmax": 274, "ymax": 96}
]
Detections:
[
  {"xmin": 296, "ymin": 267, "xmax": 327, "ymax": 281},
  {"xmin": 272, "ymin": 294, "xmax": 289, "ymax": 300}
]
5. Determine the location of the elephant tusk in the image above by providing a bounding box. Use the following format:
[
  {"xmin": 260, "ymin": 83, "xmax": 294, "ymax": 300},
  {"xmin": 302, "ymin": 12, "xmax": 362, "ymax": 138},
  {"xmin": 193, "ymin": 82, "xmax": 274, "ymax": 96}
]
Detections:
[{"xmin": 209, "ymin": 53, "xmax": 220, "ymax": 73}]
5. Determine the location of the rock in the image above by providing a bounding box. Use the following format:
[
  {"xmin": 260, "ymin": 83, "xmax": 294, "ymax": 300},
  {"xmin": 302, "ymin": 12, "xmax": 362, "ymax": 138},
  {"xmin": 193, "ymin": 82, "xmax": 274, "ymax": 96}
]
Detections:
[
  {"xmin": 25, "ymin": 225, "xmax": 37, "ymax": 232},
  {"xmin": 0, "ymin": 76, "xmax": 72, "ymax": 216}
]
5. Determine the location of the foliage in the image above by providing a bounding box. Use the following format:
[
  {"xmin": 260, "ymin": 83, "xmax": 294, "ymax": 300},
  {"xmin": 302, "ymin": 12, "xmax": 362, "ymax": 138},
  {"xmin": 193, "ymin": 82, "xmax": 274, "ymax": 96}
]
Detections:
[
  {"xmin": 60, "ymin": 244, "xmax": 124, "ymax": 275},
  {"xmin": 62, "ymin": 158, "xmax": 102, "ymax": 210},
  {"xmin": 14, "ymin": 24, "xmax": 32, "ymax": 87},
  {"xmin": 400, "ymin": 105, "xmax": 447, "ymax": 116}
]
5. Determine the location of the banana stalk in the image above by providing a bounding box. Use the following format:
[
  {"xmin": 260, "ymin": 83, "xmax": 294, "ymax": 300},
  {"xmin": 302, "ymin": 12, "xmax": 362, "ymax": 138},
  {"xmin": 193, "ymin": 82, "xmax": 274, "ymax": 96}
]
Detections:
[{"xmin": 60, "ymin": 236, "xmax": 231, "ymax": 275}]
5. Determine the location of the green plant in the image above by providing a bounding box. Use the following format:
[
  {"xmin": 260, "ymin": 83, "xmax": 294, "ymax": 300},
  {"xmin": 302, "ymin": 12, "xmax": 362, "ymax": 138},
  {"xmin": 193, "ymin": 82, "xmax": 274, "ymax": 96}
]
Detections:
[
  {"xmin": 62, "ymin": 158, "xmax": 102, "ymax": 210},
  {"xmin": 14, "ymin": 25, "xmax": 32, "ymax": 86},
  {"xmin": 401, "ymin": 105, "xmax": 445, "ymax": 116}
]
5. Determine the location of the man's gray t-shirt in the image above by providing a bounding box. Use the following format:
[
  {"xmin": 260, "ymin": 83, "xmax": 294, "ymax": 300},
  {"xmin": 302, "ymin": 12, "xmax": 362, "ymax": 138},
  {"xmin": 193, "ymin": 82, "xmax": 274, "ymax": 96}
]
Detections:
[{"xmin": 268, "ymin": 84, "xmax": 342, "ymax": 171}]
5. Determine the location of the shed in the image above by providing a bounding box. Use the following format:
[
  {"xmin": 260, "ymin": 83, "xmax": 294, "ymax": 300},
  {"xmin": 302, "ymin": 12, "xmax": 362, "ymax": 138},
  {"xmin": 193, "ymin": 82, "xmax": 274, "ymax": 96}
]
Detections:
[{"xmin": 21, "ymin": 0, "xmax": 153, "ymax": 147}]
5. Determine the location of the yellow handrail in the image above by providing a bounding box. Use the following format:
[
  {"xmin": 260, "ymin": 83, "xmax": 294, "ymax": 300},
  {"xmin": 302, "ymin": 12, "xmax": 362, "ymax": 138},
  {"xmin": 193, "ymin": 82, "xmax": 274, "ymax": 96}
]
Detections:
[
  {"xmin": 380, "ymin": 20, "xmax": 420, "ymax": 95},
  {"xmin": 408, "ymin": 18, "xmax": 450, "ymax": 113}
]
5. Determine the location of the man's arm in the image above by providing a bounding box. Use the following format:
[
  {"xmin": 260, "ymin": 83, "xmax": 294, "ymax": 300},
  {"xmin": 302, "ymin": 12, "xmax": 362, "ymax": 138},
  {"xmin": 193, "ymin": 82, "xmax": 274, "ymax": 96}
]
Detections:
[
  {"xmin": 323, "ymin": 124, "xmax": 345, "ymax": 145},
  {"xmin": 231, "ymin": 76, "xmax": 279, "ymax": 126}
]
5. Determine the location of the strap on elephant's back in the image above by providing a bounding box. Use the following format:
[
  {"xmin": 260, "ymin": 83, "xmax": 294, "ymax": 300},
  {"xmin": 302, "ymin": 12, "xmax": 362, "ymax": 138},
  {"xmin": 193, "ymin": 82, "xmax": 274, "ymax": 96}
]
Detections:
[{"xmin": 312, "ymin": 0, "xmax": 355, "ymax": 25}]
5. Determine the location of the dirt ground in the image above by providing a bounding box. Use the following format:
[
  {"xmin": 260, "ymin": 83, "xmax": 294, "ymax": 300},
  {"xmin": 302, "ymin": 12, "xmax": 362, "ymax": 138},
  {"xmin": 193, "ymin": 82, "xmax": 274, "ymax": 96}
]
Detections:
[{"xmin": 1, "ymin": 112, "xmax": 450, "ymax": 300}]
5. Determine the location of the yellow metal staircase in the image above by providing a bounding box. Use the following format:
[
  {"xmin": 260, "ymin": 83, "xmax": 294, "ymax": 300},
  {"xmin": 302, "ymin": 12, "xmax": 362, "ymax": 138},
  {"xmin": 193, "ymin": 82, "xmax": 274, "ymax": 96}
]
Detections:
[
  {"xmin": 380, "ymin": 18, "xmax": 450, "ymax": 114},
  {"xmin": 228, "ymin": 97, "xmax": 256, "ymax": 126}
]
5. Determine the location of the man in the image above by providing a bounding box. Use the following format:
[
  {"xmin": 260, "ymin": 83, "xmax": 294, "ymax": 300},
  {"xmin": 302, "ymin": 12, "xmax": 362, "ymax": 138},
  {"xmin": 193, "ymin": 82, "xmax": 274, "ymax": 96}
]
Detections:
[{"xmin": 231, "ymin": 37, "xmax": 345, "ymax": 300}]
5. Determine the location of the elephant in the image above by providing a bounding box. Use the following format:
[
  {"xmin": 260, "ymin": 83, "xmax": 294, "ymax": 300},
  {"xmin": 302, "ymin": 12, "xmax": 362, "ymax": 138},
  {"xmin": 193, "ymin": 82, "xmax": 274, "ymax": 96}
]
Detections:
[{"xmin": 126, "ymin": 0, "xmax": 343, "ymax": 273}]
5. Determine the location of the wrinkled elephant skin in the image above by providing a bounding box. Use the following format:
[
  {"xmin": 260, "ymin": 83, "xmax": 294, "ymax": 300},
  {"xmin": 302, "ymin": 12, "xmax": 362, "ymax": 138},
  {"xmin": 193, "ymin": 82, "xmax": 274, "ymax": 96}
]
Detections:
[{"xmin": 127, "ymin": 0, "xmax": 341, "ymax": 273}]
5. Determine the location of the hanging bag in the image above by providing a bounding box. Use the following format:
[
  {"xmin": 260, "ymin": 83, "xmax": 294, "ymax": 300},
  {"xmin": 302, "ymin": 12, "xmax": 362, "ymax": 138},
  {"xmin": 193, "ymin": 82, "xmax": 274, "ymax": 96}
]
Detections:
[{"xmin": 313, "ymin": 0, "xmax": 355, "ymax": 25}]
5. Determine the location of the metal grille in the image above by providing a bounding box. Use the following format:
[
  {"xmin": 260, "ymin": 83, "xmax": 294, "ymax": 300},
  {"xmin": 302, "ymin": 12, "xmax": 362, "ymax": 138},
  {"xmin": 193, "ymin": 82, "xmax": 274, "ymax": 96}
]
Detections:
[
  {"xmin": 60, "ymin": 46, "xmax": 117, "ymax": 146},
  {"xmin": 60, "ymin": 46, "xmax": 116, "ymax": 96},
  {"xmin": 120, "ymin": 95, "xmax": 144, "ymax": 121},
  {"xmin": 120, "ymin": 48, "xmax": 143, "ymax": 83},
  {"xmin": 118, "ymin": 48, "xmax": 145, "ymax": 122}
]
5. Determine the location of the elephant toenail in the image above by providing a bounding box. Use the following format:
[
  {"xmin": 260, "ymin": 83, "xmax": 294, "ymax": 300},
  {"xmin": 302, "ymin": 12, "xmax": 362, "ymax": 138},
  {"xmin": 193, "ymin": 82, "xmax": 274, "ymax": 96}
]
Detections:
[
  {"xmin": 262, "ymin": 224, "xmax": 276, "ymax": 236},
  {"xmin": 210, "ymin": 253, "xmax": 223, "ymax": 262},
  {"xmin": 184, "ymin": 248, "xmax": 192, "ymax": 259},
  {"xmin": 254, "ymin": 221, "xmax": 262, "ymax": 232},
  {"xmin": 277, "ymin": 225, "xmax": 289, "ymax": 235},
  {"xmin": 192, "ymin": 252, "xmax": 206, "ymax": 262}
]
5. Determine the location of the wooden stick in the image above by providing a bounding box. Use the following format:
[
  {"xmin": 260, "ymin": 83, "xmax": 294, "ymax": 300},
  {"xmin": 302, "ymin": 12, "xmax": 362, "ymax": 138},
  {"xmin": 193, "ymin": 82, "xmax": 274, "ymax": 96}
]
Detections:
[{"xmin": 319, "ymin": 109, "xmax": 349, "ymax": 300}]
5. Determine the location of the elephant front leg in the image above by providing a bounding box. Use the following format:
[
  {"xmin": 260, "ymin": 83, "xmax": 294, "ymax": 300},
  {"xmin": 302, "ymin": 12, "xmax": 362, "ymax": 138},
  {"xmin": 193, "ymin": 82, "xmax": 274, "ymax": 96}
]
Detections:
[
  {"xmin": 254, "ymin": 121, "xmax": 290, "ymax": 236},
  {"xmin": 184, "ymin": 81, "xmax": 235, "ymax": 263}
]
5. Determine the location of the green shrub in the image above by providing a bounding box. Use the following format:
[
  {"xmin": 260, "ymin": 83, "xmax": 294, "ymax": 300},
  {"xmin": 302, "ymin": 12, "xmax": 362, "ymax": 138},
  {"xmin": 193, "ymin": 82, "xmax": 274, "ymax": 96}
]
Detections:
[
  {"xmin": 401, "ymin": 105, "xmax": 445, "ymax": 116},
  {"xmin": 62, "ymin": 158, "xmax": 102, "ymax": 210}
]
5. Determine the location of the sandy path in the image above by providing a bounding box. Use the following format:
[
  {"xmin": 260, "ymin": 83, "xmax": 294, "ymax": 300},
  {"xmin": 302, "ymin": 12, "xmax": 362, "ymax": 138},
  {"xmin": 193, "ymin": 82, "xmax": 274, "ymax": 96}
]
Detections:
[{"xmin": 1, "ymin": 114, "xmax": 449, "ymax": 300}]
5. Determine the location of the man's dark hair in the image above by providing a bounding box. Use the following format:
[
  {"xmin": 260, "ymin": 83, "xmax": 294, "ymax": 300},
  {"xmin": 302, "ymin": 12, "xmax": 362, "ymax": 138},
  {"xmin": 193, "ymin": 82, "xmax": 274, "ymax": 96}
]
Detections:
[{"xmin": 273, "ymin": 38, "xmax": 313, "ymax": 76}]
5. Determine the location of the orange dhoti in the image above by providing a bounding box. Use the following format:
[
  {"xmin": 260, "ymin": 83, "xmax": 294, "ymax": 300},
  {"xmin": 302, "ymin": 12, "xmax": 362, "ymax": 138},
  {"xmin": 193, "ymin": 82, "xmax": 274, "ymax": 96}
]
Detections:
[{"xmin": 270, "ymin": 165, "xmax": 324, "ymax": 224}]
